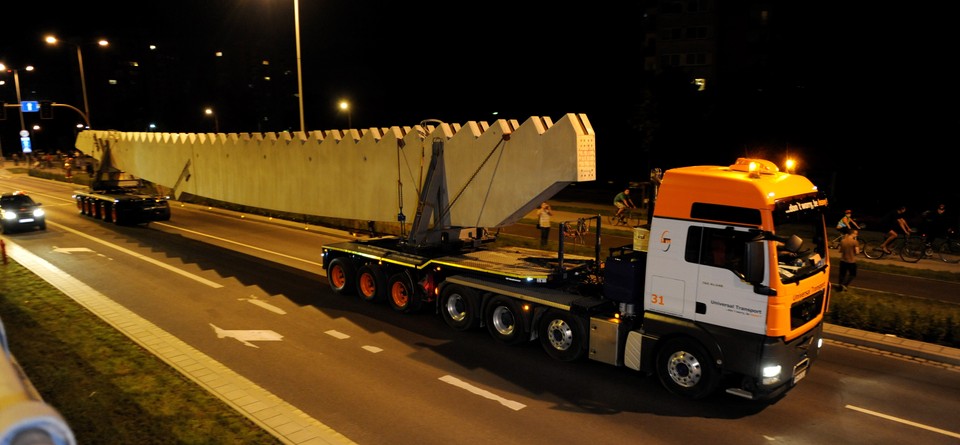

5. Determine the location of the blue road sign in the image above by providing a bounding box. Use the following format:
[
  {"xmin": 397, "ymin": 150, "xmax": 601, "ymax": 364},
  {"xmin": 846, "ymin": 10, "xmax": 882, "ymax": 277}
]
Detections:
[
  {"xmin": 21, "ymin": 101, "xmax": 39, "ymax": 112},
  {"xmin": 21, "ymin": 136, "xmax": 32, "ymax": 153}
]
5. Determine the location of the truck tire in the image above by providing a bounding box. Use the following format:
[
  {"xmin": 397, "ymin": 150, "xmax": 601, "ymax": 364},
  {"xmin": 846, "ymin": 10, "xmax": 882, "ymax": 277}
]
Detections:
[
  {"xmin": 327, "ymin": 258, "xmax": 357, "ymax": 296},
  {"xmin": 656, "ymin": 337, "xmax": 719, "ymax": 399},
  {"xmin": 100, "ymin": 203, "xmax": 113, "ymax": 222},
  {"xmin": 356, "ymin": 263, "xmax": 388, "ymax": 303},
  {"xmin": 538, "ymin": 309, "xmax": 587, "ymax": 362},
  {"xmin": 439, "ymin": 284, "xmax": 481, "ymax": 331},
  {"xmin": 111, "ymin": 206, "xmax": 123, "ymax": 225},
  {"xmin": 387, "ymin": 272, "xmax": 421, "ymax": 313},
  {"xmin": 485, "ymin": 295, "xmax": 527, "ymax": 345}
]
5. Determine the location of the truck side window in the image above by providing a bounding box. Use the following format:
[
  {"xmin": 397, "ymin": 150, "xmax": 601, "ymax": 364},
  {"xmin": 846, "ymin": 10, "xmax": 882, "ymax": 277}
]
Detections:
[{"xmin": 687, "ymin": 227, "xmax": 745, "ymax": 272}]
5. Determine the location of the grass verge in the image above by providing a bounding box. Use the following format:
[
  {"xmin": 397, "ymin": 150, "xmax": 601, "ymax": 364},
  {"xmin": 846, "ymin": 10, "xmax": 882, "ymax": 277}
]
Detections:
[{"xmin": 0, "ymin": 260, "xmax": 282, "ymax": 445}]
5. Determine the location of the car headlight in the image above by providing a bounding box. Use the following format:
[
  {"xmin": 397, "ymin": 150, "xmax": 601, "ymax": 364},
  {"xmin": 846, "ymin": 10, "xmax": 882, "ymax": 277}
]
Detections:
[
  {"xmin": 1, "ymin": 211, "xmax": 16, "ymax": 221},
  {"xmin": 32, "ymin": 209, "xmax": 45, "ymax": 218}
]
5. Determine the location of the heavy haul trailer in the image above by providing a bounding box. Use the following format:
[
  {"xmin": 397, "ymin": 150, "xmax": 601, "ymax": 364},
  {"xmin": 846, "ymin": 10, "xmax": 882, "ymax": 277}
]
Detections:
[
  {"xmin": 71, "ymin": 140, "xmax": 171, "ymax": 226},
  {"xmin": 72, "ymin": 178, "xmax": 171, "ymax": 225},
  {"xmin": 322, "ymin": 157, "xmax": 831, "ymax": 400}
]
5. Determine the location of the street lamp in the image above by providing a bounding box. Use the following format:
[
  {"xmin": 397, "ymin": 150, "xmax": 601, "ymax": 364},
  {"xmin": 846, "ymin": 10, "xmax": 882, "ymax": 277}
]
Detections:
[
  {"xmin": 339, "ymin": 100, "xmax": 351, "ymax": 129},
  {"xmin": 204, "ymin": 108, "xmax": 219, "ymax": 133},
  {"xmin": 0, "ymin": 63, "xmax": 34, "ymax": 132},
  {"xmin": 293, "ymin": 0, "xmax": 306, "ymax": 133},
  {"xmin": 44, "ymin": 35, "xmax": 109, "ymax": 128}
]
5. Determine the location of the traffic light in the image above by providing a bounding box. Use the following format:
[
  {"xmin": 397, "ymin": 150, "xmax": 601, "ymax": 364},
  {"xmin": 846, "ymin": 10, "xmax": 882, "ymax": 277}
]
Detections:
[{"xmin": 39, "ymin": 101, "xmax": 53, "ymax": 119}]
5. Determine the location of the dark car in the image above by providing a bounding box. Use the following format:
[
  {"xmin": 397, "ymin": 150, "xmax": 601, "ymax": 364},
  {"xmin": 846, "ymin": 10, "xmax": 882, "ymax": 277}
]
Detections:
[{"xmin": 0, "ymin": 191, "xmax": 47, "ymax": 233}]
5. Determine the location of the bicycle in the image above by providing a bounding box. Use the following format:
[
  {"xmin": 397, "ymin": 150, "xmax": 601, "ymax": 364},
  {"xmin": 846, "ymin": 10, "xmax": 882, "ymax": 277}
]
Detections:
[
  {"xmin": 933, "ymin": 229, "xmax": 960, "ymax": 264},
  {"xmin": 829, "ymin": 225, "xmax": 866, "ymax": 252},
  {"xmin": 562, "ymin": 218, "xmax": 589, "ymax": 245},
  {"xmin": 608, "ymin": 207, "xmax": 638, "ymax": 227},
  {"xmin": 863, "ymin": 231, "xmax": 927, "ymax": 263}
]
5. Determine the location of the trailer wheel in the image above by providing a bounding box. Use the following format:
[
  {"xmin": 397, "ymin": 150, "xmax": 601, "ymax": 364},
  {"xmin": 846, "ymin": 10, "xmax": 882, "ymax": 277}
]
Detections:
[
  {"xmin": 439, "ymin": 284, "xmax": 480, "ymax": 331},
  {"xmin": 387, "ymin": 272, "xmax": 422, "ymax": 313},
  {"xmin": 327, "ymin": 258, "xmax": 357, "ymax": 296},
  {"xmin": 538, "ymin": 309, "xmax": 587, "ymax": 362},
  {"xmin": 485, "ymin": 295, "xmax": 527, "ymax": 345},
  {"xmin": 356, "ymin": 263, "xmax": 388, "ymax": 303},
  {"xmin": 656, "ymin": 337, "xmax": 719, "ymax": 399},
  {"xmin": 100, "ymin": 203, "xmax": 113, "ymax": 222}
]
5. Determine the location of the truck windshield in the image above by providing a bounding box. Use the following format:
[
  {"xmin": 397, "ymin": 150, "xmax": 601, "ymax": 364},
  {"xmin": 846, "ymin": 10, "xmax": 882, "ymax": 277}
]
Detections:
[{"xmin": 772, "ymin": 196, "xmax": 829, "ymax": 284}]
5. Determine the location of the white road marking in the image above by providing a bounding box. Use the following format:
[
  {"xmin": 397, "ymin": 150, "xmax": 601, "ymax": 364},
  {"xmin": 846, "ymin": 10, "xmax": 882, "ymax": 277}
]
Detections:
[
  {"xmin": 52, "ymin": 246, "xmax": 96, "ymax": 254},
  {"xmin": 240, "ymin": 296, "xmax": 287, "ymax": 314},
  {"xmin": 439, "ymin": 375, "xmax": 526, "ymax": 411},
  {"xmin": 362, "ymin": 346, "xmax": 382, "ymax": 353},
  {"xmin": 845, "ymin": 404, "xmax": 960, "ymax": 439},
  {"xmin": 154, "ymin": 221, "xmax": 325, "ymax": 267},
  {"xmin": 325, "ymin": 330, "xmax": 350, "ymax": 340},
  {"xmin": 50, "ymin": 221, "xmax": 224, "ymax": 288},
  {"xmin": 210, "ymin": 323, "xmax": 283, "ymax": 348}
]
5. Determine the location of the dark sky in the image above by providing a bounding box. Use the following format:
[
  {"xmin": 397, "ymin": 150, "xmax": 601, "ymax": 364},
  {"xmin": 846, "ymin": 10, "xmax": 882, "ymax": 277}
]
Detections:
[{"xmin": 1, "ymin": 1, "xmax": 956, "ymax": 218}]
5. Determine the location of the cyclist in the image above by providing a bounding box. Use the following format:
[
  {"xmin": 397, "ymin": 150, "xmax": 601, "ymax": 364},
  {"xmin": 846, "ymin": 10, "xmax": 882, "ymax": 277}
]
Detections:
[
  {"xmin": 879, "ymin": 205, "xmax": 912, "ymax": 254},
  {"xmin": 836, "ymin": 210, "xmax": 861, "ymax": 234},
  {"xmin": 613, "ymin": 188, "xmax": 636, "ymax": 221}
]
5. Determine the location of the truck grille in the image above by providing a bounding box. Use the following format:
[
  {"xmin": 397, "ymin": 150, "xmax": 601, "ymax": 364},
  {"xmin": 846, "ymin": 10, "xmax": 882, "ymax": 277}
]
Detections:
[{"xmin": 790, "ymin": 290, "xmax": 824, "ymax": 330}]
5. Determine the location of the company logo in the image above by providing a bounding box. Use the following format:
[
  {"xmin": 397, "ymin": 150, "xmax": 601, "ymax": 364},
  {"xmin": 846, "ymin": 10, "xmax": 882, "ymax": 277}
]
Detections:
[{"xmin": 660, "ymin": 230, "xmax": 671, "ymax": 252}]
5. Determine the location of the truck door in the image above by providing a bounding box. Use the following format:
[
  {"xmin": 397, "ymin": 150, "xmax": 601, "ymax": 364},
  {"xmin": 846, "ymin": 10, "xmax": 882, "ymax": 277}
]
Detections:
[{"xmin": 688, "ymin": 225, "xmax": 767, "ymax": 335}]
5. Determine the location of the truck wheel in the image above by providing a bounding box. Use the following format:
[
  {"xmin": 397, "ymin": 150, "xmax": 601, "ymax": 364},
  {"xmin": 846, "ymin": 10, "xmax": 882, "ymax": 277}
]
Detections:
[
  {"xmin": 327, "ymin": 258, "xmax": 357, "ymax": 296},
  {"xmin": 656, "ymin": 338, "xmax": 718, "ymax": 399},
  {"xmin": 439, "ymin": 284, "xmax": 480, "ymax": 331},
  {"xmin": 356, "ymin": 264, "xmax": 387, "ymax": 303},
  {"xmin": 387, "ymin": 272, "xmax": 422, "ymax": 313},
  {"xmin": 538, "ymin": 309, "xmax": 587, "ymax": 362},
  {"xmin": 485, "ymin": 295, "xmax": 527, "ymax": 345}
]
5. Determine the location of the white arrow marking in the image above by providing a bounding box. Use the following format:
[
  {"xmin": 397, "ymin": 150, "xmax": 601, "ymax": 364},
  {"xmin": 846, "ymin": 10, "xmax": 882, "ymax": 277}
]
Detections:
[
  {"xmin": 439, "ymin": 375, "xmax": 526, "ymax": 411},
  {"xmin": 52, "ymin": 247, "xmax": 96, "ymax": 254},
  {"xmin": 210, "ymin": 323, "xmax": 283, "ymax": 348}
]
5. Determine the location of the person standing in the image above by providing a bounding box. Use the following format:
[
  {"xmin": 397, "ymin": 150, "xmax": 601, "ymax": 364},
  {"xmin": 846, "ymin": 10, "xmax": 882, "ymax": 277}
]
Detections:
[
  {"xmin": 537, "ymin": 202, "xmax": 552, "ymax": 248},
  {"xmin": 838, "ymin": 228, "xmax": 860, "ymax": 291}
]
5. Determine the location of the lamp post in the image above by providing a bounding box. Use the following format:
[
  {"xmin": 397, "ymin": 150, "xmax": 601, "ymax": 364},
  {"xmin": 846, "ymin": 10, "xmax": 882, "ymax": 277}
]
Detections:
[
  {"xmin": 339, "ymin": 100, "xmax": 351, "ymax": 129},
  {"xmin": 0, "ymin": 64, "xmax": 33, "ymax": 132},
  {"xmin": 44, "ymin": 35, "xmax": 108, "ymax": 128},
  {"xmin": 294, "ymin": 0, "xmax": 306, "ymax": 133},
  {"xmin": 204, "ymin": 108, "xmax": 219, "ymax": 133}
]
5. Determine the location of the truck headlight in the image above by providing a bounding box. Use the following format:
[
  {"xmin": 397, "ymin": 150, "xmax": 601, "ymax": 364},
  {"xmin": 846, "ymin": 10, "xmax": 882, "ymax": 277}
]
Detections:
[{"xmin": 761, "ymin": 364, "xmax": 782, "ymax": 385}]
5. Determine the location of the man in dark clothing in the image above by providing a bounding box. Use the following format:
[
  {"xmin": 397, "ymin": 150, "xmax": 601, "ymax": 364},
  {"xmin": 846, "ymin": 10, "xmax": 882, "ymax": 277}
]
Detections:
[
  {"xmin": 879, "ymin": 206, "xmax": 911, "ymax": 254},
  {"xmin": 837, "ymin": 229, "xmax": 860, "ymax": 291}
]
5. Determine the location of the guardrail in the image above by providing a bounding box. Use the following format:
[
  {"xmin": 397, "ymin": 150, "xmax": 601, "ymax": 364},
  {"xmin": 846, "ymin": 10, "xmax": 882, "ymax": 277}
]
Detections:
[{"xmin": 0, "ymin": 315, "xmax": 76, "ymax": 445}]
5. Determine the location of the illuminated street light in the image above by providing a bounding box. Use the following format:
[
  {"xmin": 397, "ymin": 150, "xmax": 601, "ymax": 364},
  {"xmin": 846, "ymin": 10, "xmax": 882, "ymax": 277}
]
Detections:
[
  {"xmin": 44, "ymin": 35, "xmax": 109, "ymax": 128},
  {"xmin": 204, "ymin": 108, "xmax": 219, "ymax": 133},
  {"xmin": 339, "ymin": 100, "xmax": 351, "ymax": 129}
]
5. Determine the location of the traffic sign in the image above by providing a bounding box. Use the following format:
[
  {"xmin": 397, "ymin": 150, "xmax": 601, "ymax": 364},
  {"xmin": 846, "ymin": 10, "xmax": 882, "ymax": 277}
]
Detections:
[
  {"xmin": 21, "ymin": 101, "xmax": 39, "ymax": 113},
  {"xmin": 21, "ymin": 136, "xmax": 32, "ymax": 153}
]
